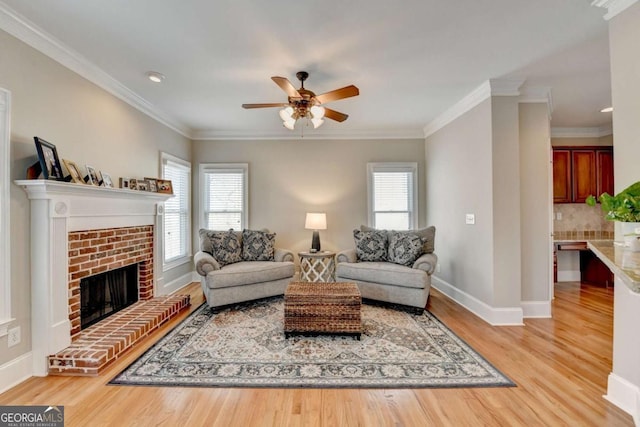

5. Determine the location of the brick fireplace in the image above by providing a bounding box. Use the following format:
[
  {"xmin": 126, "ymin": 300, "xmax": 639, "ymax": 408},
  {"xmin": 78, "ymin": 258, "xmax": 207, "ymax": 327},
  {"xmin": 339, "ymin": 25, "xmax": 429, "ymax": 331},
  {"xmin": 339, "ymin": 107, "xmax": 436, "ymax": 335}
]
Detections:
[
  {"xmin": 68, "ymin": 226, "xmax": 154, "ymax": 339},
  {"xmin": 17, "ymin": 180, "xmax": 174, "ymax": 376}
]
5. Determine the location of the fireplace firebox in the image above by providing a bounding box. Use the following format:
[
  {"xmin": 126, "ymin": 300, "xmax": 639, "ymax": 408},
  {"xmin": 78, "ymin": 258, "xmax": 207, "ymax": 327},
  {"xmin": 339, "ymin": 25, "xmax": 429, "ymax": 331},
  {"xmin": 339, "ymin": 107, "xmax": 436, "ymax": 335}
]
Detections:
[{"xmin": 80, "ymin": 264, "xmax": 139, "ymax": 329}]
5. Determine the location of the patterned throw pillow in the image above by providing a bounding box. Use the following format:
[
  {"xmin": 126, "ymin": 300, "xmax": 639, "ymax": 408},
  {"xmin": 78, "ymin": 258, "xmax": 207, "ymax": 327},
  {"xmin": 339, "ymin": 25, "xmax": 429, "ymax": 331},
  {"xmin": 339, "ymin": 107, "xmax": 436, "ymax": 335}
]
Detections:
[
  {"xmin": 242, "ymin": 229, "xmax": 276, "ymax": 261},
  {"xmin": 361, "ymin": 224, "xmax": 436, "ymax": 254},
  {"xmin": 353, "ymin": 229, "xmax": 388, "ymax": 262},
  {"xmin": 199, "ymin": 229, "xmax": 242, "ymax": 267},
  {"xmin": 387, "ymin": 231, "xmax": 425, "ymax": 266}
]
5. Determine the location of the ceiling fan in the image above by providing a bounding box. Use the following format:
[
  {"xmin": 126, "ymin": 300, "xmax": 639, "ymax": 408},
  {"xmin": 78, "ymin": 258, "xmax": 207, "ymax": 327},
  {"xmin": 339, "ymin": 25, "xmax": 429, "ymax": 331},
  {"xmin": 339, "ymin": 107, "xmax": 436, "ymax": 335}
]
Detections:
[{"xmin": 242, "ymin": 71, "xmax": 359, "ymax": 130}]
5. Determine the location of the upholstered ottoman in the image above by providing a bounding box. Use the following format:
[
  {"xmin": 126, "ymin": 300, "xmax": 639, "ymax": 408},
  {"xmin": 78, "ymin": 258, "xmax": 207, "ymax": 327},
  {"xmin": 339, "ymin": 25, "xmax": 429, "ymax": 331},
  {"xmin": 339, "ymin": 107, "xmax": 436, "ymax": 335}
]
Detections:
[{"xmin": 284, "ymin": 282, "xmax": 362, "ymax": 339}]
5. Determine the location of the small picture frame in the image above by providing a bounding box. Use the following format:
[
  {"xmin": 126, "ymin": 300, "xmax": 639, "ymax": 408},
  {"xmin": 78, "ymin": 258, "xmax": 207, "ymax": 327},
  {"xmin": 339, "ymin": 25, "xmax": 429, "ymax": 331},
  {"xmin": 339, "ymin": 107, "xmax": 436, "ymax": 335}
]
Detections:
[
  {"xmin": 119, "ymin": 177, "xmax": 130, "ymax": 189},
  {"xmin": 156, "ymin": 179, "xmax": 173, "ymax": 194},
  {"xmin": 101, "ymin": 172, "xmax": 113, "ymax": 188},
  {"xmin": 85, "ymin": 165, "xmax": 101, "ymax": 186},
  {"xmin": 144, "ymin": 178, "xmax": 158, "ymax": 192},
  {"xmin": 137, "ymin": 180, "xmax": 149, "ymax": 191},
  {"xmin": 62, "ymin": 159, "xmax": 85, "ymax": 184},
  {"xmin": 129, "ymin": 178, "xmax": 138, "ymax": 191},
  {"xmin": 34, "ymin": 137, "xmax": 64, "ymax": 180}
]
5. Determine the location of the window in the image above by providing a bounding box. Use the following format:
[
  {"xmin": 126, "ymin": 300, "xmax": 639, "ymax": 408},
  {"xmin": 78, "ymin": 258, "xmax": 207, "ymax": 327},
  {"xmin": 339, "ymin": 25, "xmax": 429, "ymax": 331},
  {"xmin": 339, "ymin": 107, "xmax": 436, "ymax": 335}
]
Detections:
[
  {"xmin": 368, "ymin": 162, "xmax": 418, "ymax": 230},
  {"xmin": 200, "ymin": 164, "xmax": 248, "ymax": 230},
  {"xmin": 161, "ymin": 153, "xmax": 191, "ymax": 266}
]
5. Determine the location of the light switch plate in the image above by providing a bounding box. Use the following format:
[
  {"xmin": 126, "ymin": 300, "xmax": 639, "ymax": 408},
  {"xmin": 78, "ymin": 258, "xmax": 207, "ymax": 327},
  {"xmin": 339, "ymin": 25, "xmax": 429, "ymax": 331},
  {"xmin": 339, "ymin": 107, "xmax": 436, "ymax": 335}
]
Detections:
[{"xmin": 465, "ymin": 213, "xmax": 475, "ymax": 225}]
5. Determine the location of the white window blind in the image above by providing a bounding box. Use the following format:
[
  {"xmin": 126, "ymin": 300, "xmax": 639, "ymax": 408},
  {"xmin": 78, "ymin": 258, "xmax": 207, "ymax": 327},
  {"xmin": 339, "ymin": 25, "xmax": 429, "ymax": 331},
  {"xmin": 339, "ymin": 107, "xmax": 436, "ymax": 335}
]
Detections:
[
  {"xmin": 202, "ymin": 164, "xmax": 248, "ymax": 230},
  {"xmin": 368, "ymin": 163, "xmax": 418, "ymax": 230},
  {"xmin": 162, "ymin": 154, "xmax": 191, "ymax": 264}
]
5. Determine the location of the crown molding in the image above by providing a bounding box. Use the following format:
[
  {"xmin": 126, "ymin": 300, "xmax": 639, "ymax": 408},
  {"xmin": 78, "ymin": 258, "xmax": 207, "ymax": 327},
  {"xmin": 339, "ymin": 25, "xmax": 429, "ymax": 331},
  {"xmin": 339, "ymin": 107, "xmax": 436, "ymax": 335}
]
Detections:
[
  {"xmin": 592, "ymin": 0, "xmax": 639, "ymax": 20},
  {"xmin": 423, "ymin": 78, "xmax": 525, "ymax": 138},
  {"xmin": 192, "ymin": 127, "xmax": 426, "ymax": 141},
  {"xmin": 519, "ymin": 86, "xmax": 554, "ymax": 120},
  {"xmin": 550, "ymin": 125, "xmax": 613, "ymax": 138},
  {"xmin": 0, "ymin": 2, "xmax": 192, "ymax": 138}
]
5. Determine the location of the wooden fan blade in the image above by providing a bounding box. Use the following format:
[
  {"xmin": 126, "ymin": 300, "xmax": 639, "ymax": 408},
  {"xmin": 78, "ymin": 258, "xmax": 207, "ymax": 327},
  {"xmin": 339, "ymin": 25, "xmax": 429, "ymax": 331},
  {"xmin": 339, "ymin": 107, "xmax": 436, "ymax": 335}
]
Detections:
[
  {"xmin": 323, "ymin": 107, "xmax": 349, "ymax": 122},
  {"xmin": 314, "ymin": 85, "xmax": 359, "ymax": 105},
  {"xmin": 271, "ymin": 77, "xmax": 302, "ymax": 99},
  {"xmin": 242, "ymin": 103, "xmax": 289, "ymax": 109}
]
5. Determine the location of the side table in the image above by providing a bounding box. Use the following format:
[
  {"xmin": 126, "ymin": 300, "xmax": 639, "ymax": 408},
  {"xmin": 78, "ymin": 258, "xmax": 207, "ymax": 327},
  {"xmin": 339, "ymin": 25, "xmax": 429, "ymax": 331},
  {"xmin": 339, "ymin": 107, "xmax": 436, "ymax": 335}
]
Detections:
[{"xmin": 298, "ymin": 251, "xmax": 336, "ymax": 282}]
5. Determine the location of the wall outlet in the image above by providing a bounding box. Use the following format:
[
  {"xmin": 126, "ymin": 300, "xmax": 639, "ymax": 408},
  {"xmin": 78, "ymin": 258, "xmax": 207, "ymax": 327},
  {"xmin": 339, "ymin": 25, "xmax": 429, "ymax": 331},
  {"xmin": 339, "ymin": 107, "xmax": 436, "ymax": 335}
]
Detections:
[
  {"xmin": 8, "ymin": 326, "xmax": 20, "ymax": 347},
  {"xmin": 556, "ymin": 212, "xmax": 562, "ymax": 220},
  {"xmin": 465, "ymin": 213, "xmax": 475, "ymax": 225}
]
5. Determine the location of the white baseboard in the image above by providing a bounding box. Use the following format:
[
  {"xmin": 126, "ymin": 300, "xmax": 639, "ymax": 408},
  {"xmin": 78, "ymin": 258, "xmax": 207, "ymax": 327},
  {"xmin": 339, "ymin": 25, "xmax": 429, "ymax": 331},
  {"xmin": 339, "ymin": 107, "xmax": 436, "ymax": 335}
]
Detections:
[
  {"xmin": 431, "ymin": 276, "xmax": 524, "ymax": 326},
  {"xmin": 0, "ymin": 352, "xmax": 33, "ymax": 394},
  {"xmin": 521, "ymin": 300, "xmax": 552, "ymax": 318},
  {"xmin": 191, "ymin": 271, "xmax": 200, "ymax": 284},
  {"xmin": 163, "ymin": 271, "xmax": 197, "ymax": 295},
  {"xmin": 557, "ymin": 270, "xmax": 580, "ymax": 282},
  {"xmin": 604, "ymin": 372, "xmax": 640, "ymax": 423}
]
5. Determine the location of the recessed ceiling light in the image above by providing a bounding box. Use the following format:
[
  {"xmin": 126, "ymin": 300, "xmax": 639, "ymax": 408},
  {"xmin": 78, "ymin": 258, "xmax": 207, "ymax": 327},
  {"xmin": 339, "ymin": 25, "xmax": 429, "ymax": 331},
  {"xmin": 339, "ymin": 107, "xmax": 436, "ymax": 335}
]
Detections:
[
  {"xmin": 600, "ymin": 107, "xmax": 613, "ymax": 113},
  {"xmin": 146, "ymin": 71, "xmax": 165, "ymax": 83}
]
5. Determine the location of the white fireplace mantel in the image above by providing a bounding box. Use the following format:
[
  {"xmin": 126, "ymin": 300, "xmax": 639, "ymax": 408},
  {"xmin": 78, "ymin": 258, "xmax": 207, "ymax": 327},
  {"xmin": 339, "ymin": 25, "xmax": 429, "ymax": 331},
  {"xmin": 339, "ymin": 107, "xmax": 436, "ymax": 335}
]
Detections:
[{"xmin": 16, "ymin": 179, "xmax": 172, "ymax": 376}]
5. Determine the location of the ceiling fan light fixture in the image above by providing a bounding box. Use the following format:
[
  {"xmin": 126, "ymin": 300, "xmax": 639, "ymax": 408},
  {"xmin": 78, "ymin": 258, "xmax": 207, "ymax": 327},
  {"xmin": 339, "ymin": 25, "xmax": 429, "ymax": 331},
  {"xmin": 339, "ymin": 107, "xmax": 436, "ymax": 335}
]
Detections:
[
  {"xmin": 279, "ymin": 106, "xmax": 294, "ymax": 121},
  {"xmin": 310, "ymin": 105, "xmax": 325, "ymax": 119},
  {"xmin": 283, "ymin": 118, "xmax": 296, "ymax": 130},
  {"xmin": 311, "ymin": 117, "xmax": 324, "ymax": 129}
]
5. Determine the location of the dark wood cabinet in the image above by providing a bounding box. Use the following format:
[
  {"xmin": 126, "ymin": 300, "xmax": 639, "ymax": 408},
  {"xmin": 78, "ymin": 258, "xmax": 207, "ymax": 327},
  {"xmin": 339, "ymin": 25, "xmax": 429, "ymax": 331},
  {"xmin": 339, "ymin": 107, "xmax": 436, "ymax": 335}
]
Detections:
[
  {"xmin": 572, "ymin": 150, "xmax": 596, "ymax": 203},
  {"xmin": 553, "ymin": 150, "xmax": 571, "ymax": 203},
  {"xmin": 552, "ymin": 147, "xmax": 613, "ymax": 203},
  {"xmin": 596, "ymin": 149, "xmax": 614, "ymax": 197}
]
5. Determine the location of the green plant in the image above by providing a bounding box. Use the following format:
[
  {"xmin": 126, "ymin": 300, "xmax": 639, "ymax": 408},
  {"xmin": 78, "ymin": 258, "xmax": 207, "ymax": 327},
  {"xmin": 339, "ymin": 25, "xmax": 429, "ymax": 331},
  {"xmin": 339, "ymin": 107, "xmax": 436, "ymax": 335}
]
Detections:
[{"xmin": 586, "ymin": 181, "xmax": 640, "ymax": 222}]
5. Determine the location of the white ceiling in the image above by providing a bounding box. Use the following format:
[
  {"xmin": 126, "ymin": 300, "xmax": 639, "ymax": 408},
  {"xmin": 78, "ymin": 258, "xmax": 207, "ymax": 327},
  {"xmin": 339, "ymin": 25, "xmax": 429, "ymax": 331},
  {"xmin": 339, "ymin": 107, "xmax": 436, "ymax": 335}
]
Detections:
[{"xmin": 0, "ymin": 0, "xmax": 613, "ymax": 139}]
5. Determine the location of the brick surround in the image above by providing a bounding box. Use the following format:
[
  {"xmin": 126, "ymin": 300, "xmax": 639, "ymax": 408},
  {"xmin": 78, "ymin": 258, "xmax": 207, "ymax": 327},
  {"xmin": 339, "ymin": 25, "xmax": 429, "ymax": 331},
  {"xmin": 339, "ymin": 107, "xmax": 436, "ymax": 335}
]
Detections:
[{"xmin": 68, "ymin": 225, "xmax": 154, "ymax": 339}]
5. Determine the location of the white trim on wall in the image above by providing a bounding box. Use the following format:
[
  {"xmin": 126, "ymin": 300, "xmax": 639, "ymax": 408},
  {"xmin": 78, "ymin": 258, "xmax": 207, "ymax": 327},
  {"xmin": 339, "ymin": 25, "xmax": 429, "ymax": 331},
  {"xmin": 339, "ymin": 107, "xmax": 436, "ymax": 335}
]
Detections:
[
  {"xmin": 0, "ymin": 88, "xmax": 13, "ymax": 337},
  {"xmin": 592, "ymin": 0, "xmax": 639, "ymax": 20},
  {"xmin": 431, "ymin": 276, "xmax": 524, "ymax": 326},
  {"xmin": 550, "ymin": 125, "xmax": 613, "ymax": 138},
  {"xmin": 604, "ymin": 372, "xmax": 640, "ymax": 423},
  {"xmin": 0, "ymin": 351, "xmax": 32, "ymax": 394}
]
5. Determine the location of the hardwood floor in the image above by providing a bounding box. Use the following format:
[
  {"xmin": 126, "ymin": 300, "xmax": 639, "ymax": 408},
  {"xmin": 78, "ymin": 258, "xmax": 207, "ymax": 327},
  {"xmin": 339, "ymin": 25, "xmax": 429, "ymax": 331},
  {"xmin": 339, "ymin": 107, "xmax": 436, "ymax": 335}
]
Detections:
[{"xmin": 0, "ymin": 282, "xmax": 633, "ymax": 426}]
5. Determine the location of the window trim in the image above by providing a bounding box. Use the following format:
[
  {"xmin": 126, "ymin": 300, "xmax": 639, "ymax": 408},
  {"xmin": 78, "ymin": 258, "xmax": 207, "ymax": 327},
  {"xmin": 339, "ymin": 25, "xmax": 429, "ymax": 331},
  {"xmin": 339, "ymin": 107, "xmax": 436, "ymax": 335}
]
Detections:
[
  {"xmin": 367, "ymin": 162, "xmax": 418, "ymax": 230},
  {"xmin": 161, "ymin": 152, "xmax": 191, "ymax": 271},
  {"xmin": 0, "ymin": 88, "xmax": 13, "ymax": 336},
  {"xmin": 199, "ymin": 163, "xmax": 249, "ymax": 231}
]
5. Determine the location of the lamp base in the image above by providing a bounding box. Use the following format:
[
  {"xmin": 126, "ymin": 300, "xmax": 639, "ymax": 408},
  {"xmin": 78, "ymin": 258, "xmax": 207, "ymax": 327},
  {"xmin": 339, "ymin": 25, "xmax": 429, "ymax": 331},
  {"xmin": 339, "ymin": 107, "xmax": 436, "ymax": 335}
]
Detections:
[{"xmin": 311, "ymin": 230, "xmax": 321, "ymax": 252}]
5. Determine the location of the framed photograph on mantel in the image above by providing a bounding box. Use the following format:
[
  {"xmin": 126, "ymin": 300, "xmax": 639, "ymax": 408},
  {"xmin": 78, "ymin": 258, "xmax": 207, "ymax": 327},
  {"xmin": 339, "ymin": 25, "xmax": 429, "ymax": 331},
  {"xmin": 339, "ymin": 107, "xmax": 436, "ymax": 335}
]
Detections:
[
  {"xmin": 156, "ymin": 179, "xmax": 173, "ymax": 194},
  {"xmin": 85, "ymin": 165, "xmax": 101, "ymax": 186},
  {"xmin": 34, "ymin": 137, "xmax": 64, "ymax": 180},
  {"xmin": 62, "ymin": 159, "xmax": 85, "ymax": 184}
]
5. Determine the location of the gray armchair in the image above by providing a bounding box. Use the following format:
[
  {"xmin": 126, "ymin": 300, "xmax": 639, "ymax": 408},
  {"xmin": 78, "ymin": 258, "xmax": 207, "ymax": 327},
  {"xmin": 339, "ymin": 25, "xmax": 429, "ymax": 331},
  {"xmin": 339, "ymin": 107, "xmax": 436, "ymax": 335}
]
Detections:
[
  {"xmin": 335, "ymin": 226, "xmax": 437, "ymax": 314},
  {"xmin": 195, "ymin": 229, "xmax": 295, "ymax": 310}
]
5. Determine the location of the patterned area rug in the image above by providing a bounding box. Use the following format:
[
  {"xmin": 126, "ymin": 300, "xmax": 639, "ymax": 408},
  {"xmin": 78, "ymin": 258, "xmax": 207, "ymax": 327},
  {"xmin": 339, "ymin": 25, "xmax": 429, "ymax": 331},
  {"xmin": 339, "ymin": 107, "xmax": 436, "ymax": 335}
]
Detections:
[{"xmin": 110, "ymin": 297, "xmax": 515, "ymax": 388}]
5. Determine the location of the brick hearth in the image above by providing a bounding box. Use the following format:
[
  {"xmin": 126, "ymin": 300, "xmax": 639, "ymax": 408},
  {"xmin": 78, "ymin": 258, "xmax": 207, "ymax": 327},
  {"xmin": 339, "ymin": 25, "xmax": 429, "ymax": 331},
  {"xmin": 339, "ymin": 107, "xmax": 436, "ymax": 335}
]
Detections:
[{"xmin": 49, "ymin": 294, "xmax": 190, "ymax": 376}]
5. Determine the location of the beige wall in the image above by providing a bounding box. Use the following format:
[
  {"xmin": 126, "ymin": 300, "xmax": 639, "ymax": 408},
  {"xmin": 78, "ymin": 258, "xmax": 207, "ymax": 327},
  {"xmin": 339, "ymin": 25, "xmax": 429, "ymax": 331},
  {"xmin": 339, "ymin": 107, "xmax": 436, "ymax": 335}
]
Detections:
[
  {"xmin": 192, "ymin": 138, "xmax": 426, "ymax": 258},
  {"xmin": 608, "ymin": 0, "xmax": 640, "ymax": 411},
  {"xmin": 425, "ymin": 99, "xmax": 495, "ymax": 304},
  {"xmin": 0, "ymin": 29, "xmax": 191, "ymax": 365},
  {"xmin": 519, "ymin": 103, "xmax": 551, "ymax": 302},
  {"xmin": 491, "ymin": 96, "xmax": 522, "ymax": 307}
]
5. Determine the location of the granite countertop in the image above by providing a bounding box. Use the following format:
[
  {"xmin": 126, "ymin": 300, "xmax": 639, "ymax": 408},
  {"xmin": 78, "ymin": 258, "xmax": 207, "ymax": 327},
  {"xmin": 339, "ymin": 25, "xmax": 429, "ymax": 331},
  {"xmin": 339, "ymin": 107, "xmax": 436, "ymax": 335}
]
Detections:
[{"xmin": 587, "ymin": 240, "xmax": 640, "ymax": 293}]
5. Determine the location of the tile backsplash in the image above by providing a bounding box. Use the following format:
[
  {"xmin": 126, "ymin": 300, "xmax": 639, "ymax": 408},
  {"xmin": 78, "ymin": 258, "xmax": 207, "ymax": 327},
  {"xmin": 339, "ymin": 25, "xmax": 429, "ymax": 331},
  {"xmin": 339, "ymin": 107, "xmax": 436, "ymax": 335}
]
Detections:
[{"xmin": 553, "ymin": 203, "xmax": 614, "ymax": 240}]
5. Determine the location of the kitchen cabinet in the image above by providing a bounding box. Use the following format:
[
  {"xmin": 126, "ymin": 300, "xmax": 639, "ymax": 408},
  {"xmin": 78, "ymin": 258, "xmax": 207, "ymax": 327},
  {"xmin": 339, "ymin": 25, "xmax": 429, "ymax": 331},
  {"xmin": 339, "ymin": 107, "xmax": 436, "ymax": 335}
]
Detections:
[
  {"xmin": 555, "ymin": 241, "xmax": 613, "ymax": 286},
  {"xmin": 552, "ymin": 147, "xmax": 613, "ymax": 203}
]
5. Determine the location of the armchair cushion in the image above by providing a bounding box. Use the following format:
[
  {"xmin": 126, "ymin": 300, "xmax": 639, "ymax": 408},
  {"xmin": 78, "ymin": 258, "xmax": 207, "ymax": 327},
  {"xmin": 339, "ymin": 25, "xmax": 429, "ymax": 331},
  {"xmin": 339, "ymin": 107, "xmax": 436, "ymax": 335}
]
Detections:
[
  {"xmin": 242, "ymin": 229, "xmax": 275, "ymax": 261},
  {"xmin": 336, "ymin": 261, "xmax": 427, "ymax": 289},
  {"xmin": 199, "ymin": 229, "xmax": 242, "ymax": 267},
  {"xmin": 361, "ymin": 225, "xmax": 435, "ymax": 254},
  {"xmin": 353, "ymin": 229, "xmax": 388, "ymax": 261},
  {"xmin": 387, "ymin": 231, "xmax": 425, "ymax": 266}
]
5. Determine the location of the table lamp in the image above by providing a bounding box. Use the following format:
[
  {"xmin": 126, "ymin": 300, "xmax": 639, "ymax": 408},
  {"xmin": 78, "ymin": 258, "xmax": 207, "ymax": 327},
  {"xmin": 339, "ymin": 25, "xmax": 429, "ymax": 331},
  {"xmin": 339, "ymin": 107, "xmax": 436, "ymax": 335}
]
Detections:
[{"xmin": 305, "ymin": 212, "xmax": 327, "ymax": 252}]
